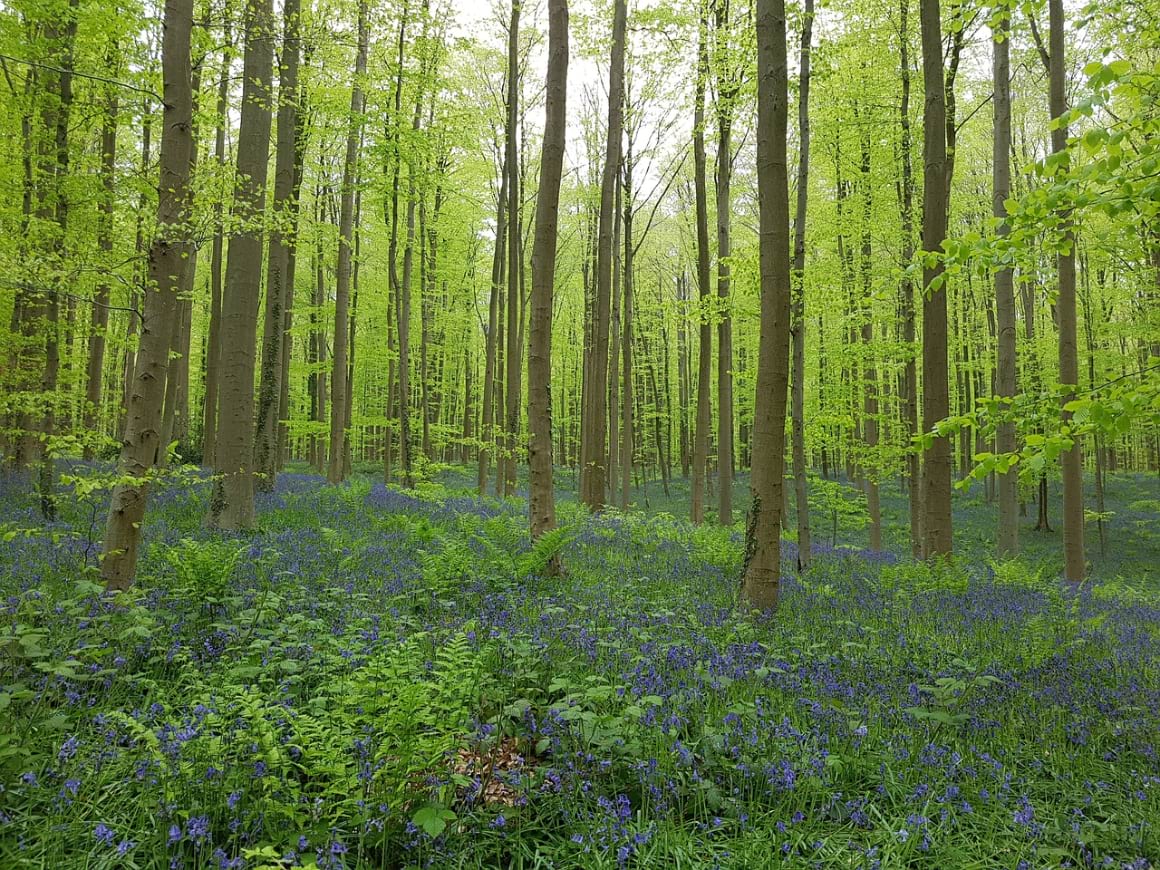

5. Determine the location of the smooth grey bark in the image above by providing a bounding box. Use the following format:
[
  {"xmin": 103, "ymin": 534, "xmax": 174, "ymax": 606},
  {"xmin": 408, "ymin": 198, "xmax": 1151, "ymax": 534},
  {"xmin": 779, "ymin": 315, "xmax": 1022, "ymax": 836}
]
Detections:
[
  {"xmin": 897, "ymin": 0, "xmax": 922, "ymax": 558},
  {"xmin": 621, "ymin": 141, "xmax": 635, "ymax": 511},
  {"xmin": 102, "ymin": 0, "xmax": 193, "ymax": 589},
  {"xmin": 503, "ymin": 0, "xmax": 521, "ymax": 498},
  {"xmin": 479, "ymin": 153, "xmax": 508, "ymax": 494},
  {"xmin": 920, "ymin": 0, "xmax": 952, "ymax": 557},
  {"xmin": 202, "ymin": 19, "xmax": 231, "ymax": 468},
  {"xmin": 691, "ymin": 9, "xmax": 712, "ymax": 525},
  {"xmin": 207, "ymin": 0, "xmax": 274, "ymax": 530},
  {"xmin": 84, "ymin": 88, "xmax": 118, "ymax": 459},
  {"xmin": 858, "ymin": 106, "xmax": 881, "ymax": 551},
  {"xmin": 578, "ymin": 0, "xmax": 626, "ymax": 511},
  {"xmin": 714, "ymin": 0, "xmax": 737, "ymax": 526},
  {"xmin": 993, "ymin": 11, "xmax": 1018, "ymax": 558},
  {"xmin": 742, "ymin": 0, "xmax": 791, "ymax": 611},
  {"xmin": 528, "ymin": 0, "xmax": 568, "ymax": 551},
  {"xmin": 1048, "ymin": 0, "xmax": 1084, "ymax": 581},
  {"xmin": 327, "ymin": 0, "xmax": 368, "ymax": 484},
  {"xmin": 257, "ymin": 0, "xmax": 304, "ymax": 490},
  {"xmin": 790, "ymin": 0, "xmax": 813, "ymax": 569}
]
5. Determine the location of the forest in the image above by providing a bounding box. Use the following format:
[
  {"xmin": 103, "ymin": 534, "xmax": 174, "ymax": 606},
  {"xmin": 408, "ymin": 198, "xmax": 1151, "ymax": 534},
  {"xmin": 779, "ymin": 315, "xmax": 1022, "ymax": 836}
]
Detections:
[{"xmin": 0, "ymin": 0, "xmax": 1158, "ymax": 864}]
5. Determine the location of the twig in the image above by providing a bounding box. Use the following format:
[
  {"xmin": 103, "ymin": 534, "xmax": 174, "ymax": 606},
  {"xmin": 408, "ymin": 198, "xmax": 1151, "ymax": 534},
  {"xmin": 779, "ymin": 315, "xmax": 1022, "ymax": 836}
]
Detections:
[{"xmin": 0, "ymin": 53, "xmax": 162, "ymax": 102}]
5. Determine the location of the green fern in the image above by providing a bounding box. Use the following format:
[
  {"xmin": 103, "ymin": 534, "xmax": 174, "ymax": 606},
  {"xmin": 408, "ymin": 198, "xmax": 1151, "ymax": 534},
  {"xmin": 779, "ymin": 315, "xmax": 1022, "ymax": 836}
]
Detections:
[{"xmin": 517, "ymin": 523, "xmax": 575, "ymax": 578}]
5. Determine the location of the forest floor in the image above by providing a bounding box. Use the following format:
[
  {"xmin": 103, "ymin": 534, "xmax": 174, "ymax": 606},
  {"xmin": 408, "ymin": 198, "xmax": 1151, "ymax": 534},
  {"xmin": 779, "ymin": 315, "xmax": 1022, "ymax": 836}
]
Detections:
[{"xmin": 1, "ymin": 465, "xmax": 1158, "ymax": 868}]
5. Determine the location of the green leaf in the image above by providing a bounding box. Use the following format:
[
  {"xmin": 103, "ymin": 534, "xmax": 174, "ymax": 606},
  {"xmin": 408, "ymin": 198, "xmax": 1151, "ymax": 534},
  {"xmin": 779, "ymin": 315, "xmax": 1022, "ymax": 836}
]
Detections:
[{"xmin": 412, "ymin": 804, "xmax": 455, "ymax": 837}]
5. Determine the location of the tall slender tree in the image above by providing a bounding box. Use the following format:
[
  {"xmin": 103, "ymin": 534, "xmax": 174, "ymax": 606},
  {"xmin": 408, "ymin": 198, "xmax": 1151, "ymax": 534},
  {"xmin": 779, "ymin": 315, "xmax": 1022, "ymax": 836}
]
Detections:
[
  {"xmin": 714, "ymin": 0, "xmax": 738, "ymax": 526},
  {"xmin": 207, "ymin": 0, "xmax": 274, "ymax": 530},
  {"xmin": 993, "ymin": 4, "xmax": 1018, "ymax": 557},
  {"xmin": 528, "ymin": 0, "xmax": 568, "ymax": 551},
  {"xmin": 897, "ymin": 0, "xmax": 922, "ymax": 558},
  {"xmin": 579, "ymin": 0, "xmax": 627, "ymax": 511},
  {"xmin": 101, "ymin": 0, "xmax": 193, "ymax": 589},
  {"xmin": 691, "ymin": 5, "xmax": 712, "ymax": 525},
  {"xmin": 790, "ymin": 0, "xmax": 814, "ymax": 570},
  {"xmin": 83, "ymin": 82, "xmax": 117, "ymax": 459},
  {"xmin": 858, "ymin": 106, "xmax": 881, "ymax": 551},
  {"xmin": 202, "ymin": 16, "xmax": 232, "ymax": 468},
  {"xmin": 920, "ymin": 0, "xmax": 952, "ymax": 557},
  {"xmin": 503, "ymin": 0, "xmax": 521, "ymax": 498},
  {"xmin": 257, "ymin": 0, "xmax": 304, "ymax": 490},
  {"xmin": 479, "ymin": 152, "xmax": 508, "ymax": 494},
  {"xmin": 743, "ymin": 0, "xmax": 791, "ymax": 610},
  {"xmin": 327, "ymin": 0, "xmax": 369, "ymax": 484},
  {"xmin": 1048, "ymin": 0, "xmax": 1084, "ymax": 581}
]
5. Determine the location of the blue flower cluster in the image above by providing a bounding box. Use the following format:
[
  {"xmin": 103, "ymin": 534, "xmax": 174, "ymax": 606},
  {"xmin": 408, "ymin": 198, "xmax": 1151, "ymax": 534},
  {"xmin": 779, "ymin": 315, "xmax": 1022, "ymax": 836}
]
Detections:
[{"xmin": 1, "ymin": 466, "xmax": 1158, "ymax": 868}]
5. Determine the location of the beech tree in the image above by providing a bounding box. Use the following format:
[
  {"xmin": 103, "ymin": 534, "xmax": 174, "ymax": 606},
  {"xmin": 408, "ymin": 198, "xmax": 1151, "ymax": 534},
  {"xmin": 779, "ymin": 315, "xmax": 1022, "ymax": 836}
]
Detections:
[
  {"xmin": 1047, "ymin": 0, "xmax": 1085, "ymax": 582},
  {"xmin": 743, "ymin": 0, "xmax": 791, "ymax": 610},
  {"xmin": 327, "ymin": 0, "xmax": 369, "ymax": 485},
  {"xmin": 919, "ymin": 0, "xmax": 951, "ymax": 558},
  {"xmin": 101, "ymin": 0, "xmax": 193, "ymax": 589},
  {"xmin": 791, "ymin": 0, "xmax": 814, "ymax": 570},
  {"xmin": 579, "ymin": 0, "xmax": 627, "ymax": 512},
  {"xmin": 256, "ymin": 0, "xmax": 305, "ymax": 491},
  {"xmin": 993, "ymin": 0, "xmax": 1018, "ymax": 558},
  {"xmin": 528, "ymin": 0, "xmax": 568, "ymax": 548},
  {"xmin": 207, "ymin": 0, "xmax": 274, "ymax": 530},
  {"xmin": 691, "ymin": 5, "xmax": 712, "ymax": 525}
]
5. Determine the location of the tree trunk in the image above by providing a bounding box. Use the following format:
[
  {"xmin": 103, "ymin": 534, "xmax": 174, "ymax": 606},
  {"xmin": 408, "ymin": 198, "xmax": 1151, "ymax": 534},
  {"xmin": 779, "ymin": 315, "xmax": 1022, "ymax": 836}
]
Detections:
[
  {"xmin": 993, "ymin": 13, "xmax": 1018, "ymax": 557},
  {"xmin": 327, "ymin": 0, "xmax": 367, "ymax": 484},
  {"xmin": 344, "ymin": 197, "xmax": 360, "ymax": 477},
  {"xmin": 202, "ymin": 22, "xmax": 231, "ymax": 468},
  {"xmin": 677, "ymin": 272, "xmax": 691, "ymax": 477},
  {"xmin": 897, "ymin": 0, "xmax": 922, "ymax": 556},
  {"xmin": 84, "ymin": 90, "xmax": 118, "ymax": 459},
  {"xmin": 858, "ymin": 107, "xmax": 881, "ymax": 551},
  {"xmin": 479, "ymin": 154, "xmax": 507, "ymax": 494},
  {"xmin": 383, "ymin": 12, "xmax": 407, "ymax": 483},
  {"xmin": 278, "ymin": 63, "xmax": 309, "ymax": 470},
  {"xmin": 207, "ymin": 0, "xmax": 274, "ymax": 530},
  {"xmin": 31, "ymin": 2, "xmax": 78, "ymax": 518},
  {"xmin": 504, "ymin": 0, "xmax": 522, "ymax": 498},
  {"xmin": 102, "ymin": 0, "xmax": 193, "ymax": 589},
  {"xmin": 609, "ymin": 175, "xmax": 621, "ymax": 504},
  {"xmin": 743, "ymin": 0, "xmax": 791, "ymax": 611},
  {"xmin": 159, "ymin": 63, "xmax": 202, "ymax": 468},
  {"xmin": 1049, "ymin": 0, "xmax": 1084, "ymax": 582},
  {"xmin": 715, "ymin": 0, "xmax": 737, "ymax": 525},
  {"xmin": 311, "ymin": 207, "xmax": 328, "ymax": 473},
  {"xmin": 579, "ymin": 0, "xmax": 626, "ymax": 511},
  {"xmin": 621, "ymin": 151, "xmax": 635, "ymax": 511},
  {"xmin": 920, "ymin": 0, "xmax": 952, "ymax": 557},
  {"xmin": 159, "ymin": 244, "xmax": 197, "ymax": 467},
  {"xmin": 257, "ymin": 0, "xmax": 304, "ymax": 489},
  {"xmin": 691, "ymin": 8, "xmax": 712, "ymax": 525},
  {"xmin": 790, "ymin": 0, "xmax": 813, "ymax": 569},
  {"xmin": 528, "ymin": 0, "xmax": 568, "ymax": 552}
]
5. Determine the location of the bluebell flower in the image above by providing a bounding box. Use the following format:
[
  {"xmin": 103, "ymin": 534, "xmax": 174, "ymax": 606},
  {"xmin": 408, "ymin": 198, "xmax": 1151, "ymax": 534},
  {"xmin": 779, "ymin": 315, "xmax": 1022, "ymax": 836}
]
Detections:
[
  {"xmin": 186, "ymin": 815, "xmax": 210, "ymax": 843},
  {"xmin": 94, "ymin": 824, "xmax": 115, "ymax": 846}
]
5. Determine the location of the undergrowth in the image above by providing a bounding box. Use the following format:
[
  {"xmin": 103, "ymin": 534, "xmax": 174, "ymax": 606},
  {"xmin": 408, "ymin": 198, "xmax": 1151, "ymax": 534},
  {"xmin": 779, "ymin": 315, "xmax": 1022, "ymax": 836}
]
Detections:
[{"xmin": 0, "ymin": 468, "xmax": 1157, "ymax": 869}]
